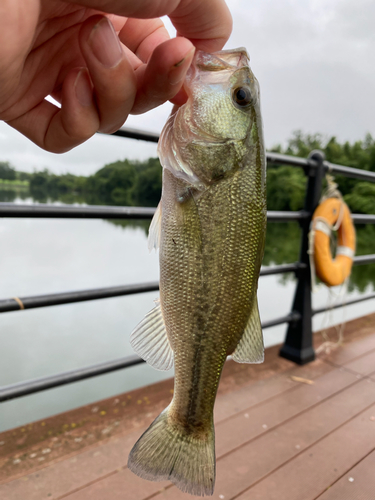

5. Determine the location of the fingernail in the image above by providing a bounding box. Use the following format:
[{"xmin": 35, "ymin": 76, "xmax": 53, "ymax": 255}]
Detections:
[
  {"xmin": 88, "ymin": 17, "xmax": 122, "ymax": 68},
  {"xmin": 168, "ymin": 47, "xmax": 195, "ymax": 85},
  {"xmin": 75, "ymin": 69, "xmax": 93, "ymax": 107}
]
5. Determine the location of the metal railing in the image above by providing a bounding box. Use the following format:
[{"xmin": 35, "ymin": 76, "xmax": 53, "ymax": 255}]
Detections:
[{"xmin": 1, "ymin": 128, "xmax": 375, "ymax": 403}]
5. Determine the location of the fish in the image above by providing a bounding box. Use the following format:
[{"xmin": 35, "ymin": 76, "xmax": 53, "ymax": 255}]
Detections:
[{"xmin": 128, "ymin": 47, "xmax": 267, "ymax": 496}]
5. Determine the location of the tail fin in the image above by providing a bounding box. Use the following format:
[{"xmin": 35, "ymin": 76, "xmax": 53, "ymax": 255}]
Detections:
[{"xmin": 128, "ymin": 407, "xmax": 215, "ymax": 496}]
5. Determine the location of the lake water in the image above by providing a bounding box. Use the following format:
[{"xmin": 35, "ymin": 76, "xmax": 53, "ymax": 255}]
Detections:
[{"xmin": 0, "ymin": 201, "xmax": 374, "ymax": 432}]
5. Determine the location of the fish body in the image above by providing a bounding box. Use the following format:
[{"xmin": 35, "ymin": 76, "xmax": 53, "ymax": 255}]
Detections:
[{"xmin": 128, "ymin": 48, "xmax": 267, "ymax": 496}]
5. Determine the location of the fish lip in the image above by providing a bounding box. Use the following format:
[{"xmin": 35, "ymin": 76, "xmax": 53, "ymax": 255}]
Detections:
[{"xmin": 193, "ymin": 47, "xmax": 250, "ymax": 72}]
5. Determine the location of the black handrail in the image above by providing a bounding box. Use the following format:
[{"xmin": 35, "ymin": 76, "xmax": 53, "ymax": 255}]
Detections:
[
  {"xmin": 111, "ymin": 127, "xmax": 159, "ymax": 143},
  {"xmin": 0, "ymin": 203, "xmax": 156, "ymax": 219},
  {"xmin": 0, "ymin": 355, "xmax": 145, "ymax": 403},
  {"xmin": 0, "ymin": 282, "xmax": 160, "ymax": 313},
  {"xmin": 1, "ymin": 127, "xmax": 375, "ymax": 403},
  {"xmin": 313, "ymin": 292, "xmax": 375, "ymax": 315},
  {"xmin": 0, "ymin": 312, "xmax": 301, "ymax": 403},
  {"xmin": 2, "ymin": 257, "xmax": 375, "ymax": 314},
  {"xmin": 278, "ymin": 150, "xmax": 375, "ymax": 364},
  {"xmin": 112, "ymin": 128, "xmax": 375, "ymax": 181},
  {"xmin": 325, "ymin": 162, "xmax": 375, "ymax": 182},
  {"xmin": 0, "ymin": 263, "xmax": 309, "ymax": 313},
  {"xmin": 0, "ymin": 204, "xmax": 311, "ymax": 222},
  {"xmin": 1, "ymin": 203, "xmax": 375, "ymax": 225}
]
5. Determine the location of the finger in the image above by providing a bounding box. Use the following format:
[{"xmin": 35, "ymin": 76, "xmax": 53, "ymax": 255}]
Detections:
[
  {"xmin": 118, "ymin": 18, "xmax": 169, "ymax": 63},
  {"xmin": 79, "ymin": 15, "xmax": 137, "ymax": 133},
  {"xmin": 65, "ymin": 0, "xmax": 232, "ymax": 51},
  {"xmin": 7, "ymin": 67, "xmax": 100, "ymax": 153},
  {"xmin": 0, "ymin": 0, "xmax": 39, "ymax": 102},
  {"xmin": 105, "ymin": 14, "xmax": 127, "ymax": 33},
  {"xmin": 131, "ymin": 37, "xmax": 194, "ymax": 115},
  {"xmin": 169, "ymin": 86, "xmax": 189, "ymax": 106},
  {"xmin": 171, "ymin": 0, "xmax": 233, "ymax": 52}
]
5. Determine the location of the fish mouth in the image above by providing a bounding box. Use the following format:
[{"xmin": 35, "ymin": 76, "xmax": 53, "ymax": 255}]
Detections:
[{"xmin": 194, "ymin": 47, "xmax": 250, "ymax": 72}]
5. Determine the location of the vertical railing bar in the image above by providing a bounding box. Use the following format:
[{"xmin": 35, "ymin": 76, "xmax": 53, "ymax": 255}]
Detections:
[{"xmin": 279, "ymin": 150, "xmax": 325, "ymax": 364}]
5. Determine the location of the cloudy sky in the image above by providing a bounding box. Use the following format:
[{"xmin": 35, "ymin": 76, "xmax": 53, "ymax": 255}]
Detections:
[{"xmin": 1, "ymin": 0, "xmax": 374, "ymax": 175}]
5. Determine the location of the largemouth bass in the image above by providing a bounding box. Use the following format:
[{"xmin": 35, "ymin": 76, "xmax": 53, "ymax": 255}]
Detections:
[{"xmin": 128, "ymin": 47, "xmax": 267, "ymax": 496}]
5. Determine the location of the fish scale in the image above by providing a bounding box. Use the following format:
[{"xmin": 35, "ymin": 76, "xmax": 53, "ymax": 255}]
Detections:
[{"xmin": 128, "ymin": 47, "xmax": 267, "ymax": 496}]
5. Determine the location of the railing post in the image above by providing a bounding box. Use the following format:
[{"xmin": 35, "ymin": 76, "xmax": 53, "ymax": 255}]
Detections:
[{"xmin": 279, "ymin": 150, "xmax": 325, "ymax": 364}]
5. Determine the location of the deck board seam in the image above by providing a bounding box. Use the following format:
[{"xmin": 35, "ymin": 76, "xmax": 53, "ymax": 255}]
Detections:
[
  {"xmin": 2, "ymin": 367, "xmax": 335, "ymax": 487},
  {"xmin": 323, "ymin": 358, "xmax": 375, "ymax": 379},
  {"xmin": 319, "ymin": 344, "xmax": 375, "ymax": 368},
  {"xmin": 229, "ymin": 400, "xmax": 375, "ymax": 500},
  {"xmin": 0, "ymin": 367, "xmax": 332, "ymax": 488},
  {"xmin": 3, "ymin": 337, "xmax": 375, "ymax": 497},
  {"xmin": 55, "ymin": 469, "xmax": 121, "ymax": 500},
  {"xmin": 216, "ymin": 364, "xmax": 335, "ymax": 426},
  {"xmin": 57, "ymin": 374, "xmax": 368, "ymax": 500},
  {"xmin": 217, "ymin": 374, "xmax": 367, "ymax": 462},
  {"xmin": 142, "ymin": 392, "xmax": 375, "ymax": 500},
  {"xmin": 312, "ymin": 446, "xmax": 375, "ymax": 500},
  {"xmin": 0, "ymin": 433, "xmax": 136, "ymax": 486}
]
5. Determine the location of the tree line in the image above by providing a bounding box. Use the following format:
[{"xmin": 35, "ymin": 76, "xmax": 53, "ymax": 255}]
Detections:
[
  {"xmin": 268, "ymin": 131, "xmax": 375, "ymax": 213},
  {"xmin": 1, "ymin": 131, "xmax": 375, "ymax": 213}
]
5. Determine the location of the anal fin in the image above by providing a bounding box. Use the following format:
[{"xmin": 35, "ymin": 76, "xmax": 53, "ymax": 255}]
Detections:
[
  {"xmin": 232, "ymin": 295, "xmax": 264, "ymax": 364},
  {"xmin": 130, "ymin": 300, "xmax": 173, "ymax": 371}
]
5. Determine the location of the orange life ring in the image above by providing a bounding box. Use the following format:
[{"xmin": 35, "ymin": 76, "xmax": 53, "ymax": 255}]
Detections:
[{"xmin": 311, "ymin": 197, "xmax": 356, "ymax": 287}]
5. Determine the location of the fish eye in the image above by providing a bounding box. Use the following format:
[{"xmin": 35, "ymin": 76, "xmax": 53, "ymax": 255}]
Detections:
[{"xmin": 232, "ymin": 86, "xmax": 252, "ymax": 109}]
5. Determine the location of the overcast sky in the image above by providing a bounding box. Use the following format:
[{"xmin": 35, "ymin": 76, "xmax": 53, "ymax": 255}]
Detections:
[{"xmin": 1, "ymin": 0, "xmax": 374, "ymax": 175}]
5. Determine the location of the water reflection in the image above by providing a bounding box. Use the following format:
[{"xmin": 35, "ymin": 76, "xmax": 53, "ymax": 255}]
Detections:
[
  {"xmin": 262, "ymin": 221, "xmax": 375, "ymax": 292},
  {"xmin": 0, "ymin": 186, "xmax": 29, "ymax": 203},
  {"xmin": 0, "ymin": 191, "xmax": 374, "ymax": 432}
]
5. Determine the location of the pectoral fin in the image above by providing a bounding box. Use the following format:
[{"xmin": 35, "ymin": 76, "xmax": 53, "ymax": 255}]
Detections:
[
  {"xmin": 130, "ymin": 300, "xmax": 173, "ymax": 371},
  {"xmin": 148, "ymin": 202, "xmax": 162, "ymax": 252},
  {"xmin": 232, "ymin": 296, "xmax": 264, "ymax": 364}
]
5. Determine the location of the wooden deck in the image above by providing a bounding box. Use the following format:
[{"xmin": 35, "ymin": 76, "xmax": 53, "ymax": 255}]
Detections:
[{"xmin": 1, "ymin": 313, "xmax": 375, "ymax": 500}]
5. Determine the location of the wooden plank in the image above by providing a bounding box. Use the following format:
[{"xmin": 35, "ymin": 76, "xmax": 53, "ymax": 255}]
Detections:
[
  {"xmin": 344, "ymin": 349, "xmax": 375, "ymax": 377},
  {"xmin": 92, "ymin": 376, "xmax": 375, "ymax": 500},
  {"xmin": 215, "ymin": 367, "xmax": 357, "ymax": 456},
  {"xmin": 0, "ymin": 362, "xmax": 333, "ymax": 500},
  {"xmin": 147, "ymin": 378, "xmax": 375, "ymax": 500},
  {"xmin": 4, "ymin": 337, "xmax": 375, "ymax": 500},
  {"xmin": 235, "ymin": 402, "xmax": 375, "ymax": 500},
  {"xmin": 0, "ymin": 432, "xmax": 139, "ymax": 500},
  {"xmin": 322, "ymin": 333, "xmax": 375, "ymax": 366},
  {"xmin": 56, "ymin": 469, "xmax": 169, "ymax": 500},
  {"xmin": 316, "ymin": 449, "xmax": 375, "ymax": 500},
  {"xmin": 214, "ymin": 359, "xmax": 332, "ymax": 422}
]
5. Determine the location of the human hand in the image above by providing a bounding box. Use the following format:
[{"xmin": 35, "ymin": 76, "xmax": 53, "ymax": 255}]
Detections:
[{"xmin": 0, "ymin": 0, "xmax": 232, "ymax": 153}]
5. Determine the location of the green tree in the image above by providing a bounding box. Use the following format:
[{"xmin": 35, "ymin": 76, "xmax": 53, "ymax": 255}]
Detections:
[
  {"xmin": 87, "ymin": 160, "xmax": 137, "ymax": 205},
  {"xmin": 269, "ymin": 131, "xmax": 375, "ymax": 214},
  {"xmin": 131, "ymin": 157, "xmax": 162, "ymax": 207},
  {"xmin": 0, "ymin": 161, "xmax": 16, "ymax": 180},
  {"xmin": 344, "ymin": 183, "xmax": 375, "ymax": 214},
  {"xmin": 266, "ymin": 166, "xmax": 306, "ymax": 211}
]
